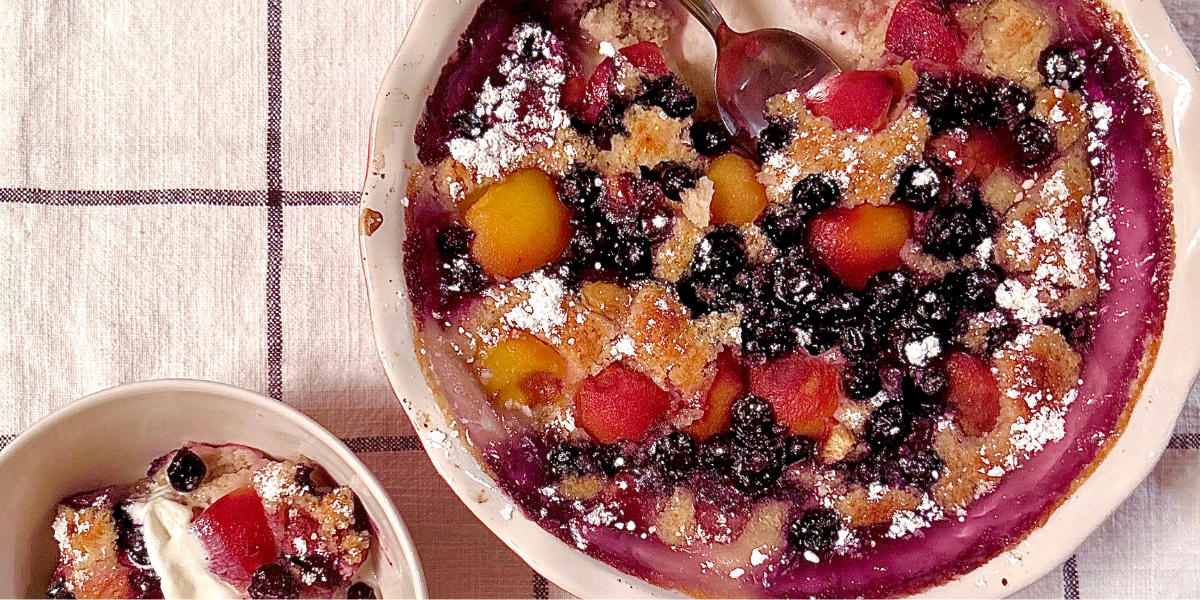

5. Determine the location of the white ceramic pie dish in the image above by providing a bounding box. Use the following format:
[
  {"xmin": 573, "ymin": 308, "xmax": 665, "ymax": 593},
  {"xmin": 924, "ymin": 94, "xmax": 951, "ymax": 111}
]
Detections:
[
  {"xmin": 359, "ymin": 0, "xmax": 1200, "ymax": 597},
  {"xmin": 0, "ymin": 379, "xmax": 427, "ymax": 599}
]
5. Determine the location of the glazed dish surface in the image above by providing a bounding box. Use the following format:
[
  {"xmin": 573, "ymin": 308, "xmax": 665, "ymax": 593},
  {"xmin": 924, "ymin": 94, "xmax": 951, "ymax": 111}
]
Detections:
[
  {"xmin": 400, "ymin": 0, "xmax": 1172, "ymax": 596},
  {"xmin": 47, "ymin": 443, "xmax": 378, "ymax": 600}
]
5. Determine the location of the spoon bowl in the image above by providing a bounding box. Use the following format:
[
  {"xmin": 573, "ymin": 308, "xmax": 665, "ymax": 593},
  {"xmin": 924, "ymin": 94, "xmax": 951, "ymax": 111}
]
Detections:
[{"xmin": 679, "ymin": 0, "xmax": 841, "ymax": 152}]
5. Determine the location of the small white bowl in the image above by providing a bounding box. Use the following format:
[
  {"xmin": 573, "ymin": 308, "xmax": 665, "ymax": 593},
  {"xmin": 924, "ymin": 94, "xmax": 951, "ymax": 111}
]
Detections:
[
  {"xmin": 0, "ymin": 379, "xmax": 427, "ymax": 599},
  {"xmin": 359, "ymin": 0, "xmax": 1200, "ymax": 597}
]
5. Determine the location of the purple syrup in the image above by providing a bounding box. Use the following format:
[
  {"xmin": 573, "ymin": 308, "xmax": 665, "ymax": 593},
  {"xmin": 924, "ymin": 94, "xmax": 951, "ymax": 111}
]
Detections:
[
  {"xmin": 413, "ymin": 0, "xmax": 584, "ymax": 166},
  {"xmin": 405, "ymin": 0, "xmax": 1174, "ymax": 596},
  {"xmin": 60, "ymin": 485, "xmax": 127, "ymax": 511}
]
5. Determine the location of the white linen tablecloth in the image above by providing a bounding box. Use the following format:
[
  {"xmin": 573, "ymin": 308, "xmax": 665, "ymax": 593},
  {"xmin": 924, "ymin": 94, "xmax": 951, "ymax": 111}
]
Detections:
[{"xmin": 0, "ymin": 0, "xmax": 1196, "ymax": 597}]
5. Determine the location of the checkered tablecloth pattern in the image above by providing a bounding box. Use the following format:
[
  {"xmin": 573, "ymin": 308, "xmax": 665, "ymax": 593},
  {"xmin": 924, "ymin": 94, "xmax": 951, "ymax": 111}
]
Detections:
[{"xmin": 0, "ymin": 0, "xmax": 1196, "ymax": 597}]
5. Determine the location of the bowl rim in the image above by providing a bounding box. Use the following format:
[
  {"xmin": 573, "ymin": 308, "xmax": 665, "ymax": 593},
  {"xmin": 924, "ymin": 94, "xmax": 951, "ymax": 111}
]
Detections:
[
  {"xmin": 0, "ymin": 378, "xmax": 429, "ymax": 600},
  {"xmin": 358, "ymin": 0, "xmax": 1200, "ymax": 597}
]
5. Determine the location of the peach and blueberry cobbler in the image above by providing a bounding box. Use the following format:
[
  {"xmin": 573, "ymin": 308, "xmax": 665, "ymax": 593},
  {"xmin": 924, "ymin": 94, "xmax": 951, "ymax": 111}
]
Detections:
[{"xmin": 399, "ymin": 0, "xmax": 1172, "ymax": 596}]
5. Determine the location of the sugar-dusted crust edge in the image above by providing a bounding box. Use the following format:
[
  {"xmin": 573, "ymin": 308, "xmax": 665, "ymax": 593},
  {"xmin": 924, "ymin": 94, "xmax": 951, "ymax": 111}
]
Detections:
[
  {"xmin": 1026, "ymin": 0, "xmax": 1175, "ymax": 527},
  {"xmin": 949, "ymin": 0, "xmax": 1177, "ymax": 586}
]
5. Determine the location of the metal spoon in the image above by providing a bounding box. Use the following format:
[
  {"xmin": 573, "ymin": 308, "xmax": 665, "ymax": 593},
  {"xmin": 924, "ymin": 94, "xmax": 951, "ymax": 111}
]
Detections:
[{"xmin": 679, "ymin": 0, "xmax": 841, "ymax": 153}]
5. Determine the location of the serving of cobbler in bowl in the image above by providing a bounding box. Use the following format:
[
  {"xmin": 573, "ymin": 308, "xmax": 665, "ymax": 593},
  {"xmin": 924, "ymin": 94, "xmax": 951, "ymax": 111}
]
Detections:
[
  {"xmin": 360, "ymin": 0, "xmax": 1200, "ymax": 596},
  {"xmin": 0, "ymin": 380, "xmax": 426, "ymax": 600}
]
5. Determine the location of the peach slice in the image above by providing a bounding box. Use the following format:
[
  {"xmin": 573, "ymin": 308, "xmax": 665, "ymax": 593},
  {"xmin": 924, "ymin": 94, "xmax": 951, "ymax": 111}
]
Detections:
[
  {"xmin": 464, "ymin": 169, "xmax": 572, "ymax": 279},
  {"xmin": 805, "ymin": 70, "xmax": 902, "ymax": 131},
  {"xmin": 806, "ymin": 204, "xmax": 913, "ymax": 291},
  {"xmin": 749, "ymin": 354, "xmax": 841, "ymax": 438},
  {"xmin": 942, "ymin": 350, "xmax": 1001, "ymax": 436},
  {"xmin": 684, "ymin": 350, "xmax": 747, "ymax": 439},
  {"xmin": 707, "ymin": 153, "xmax": 768, "ymax": 226},
  {"xmin": 885, "ymin": 0, "xmax": 965, "ymax": 64},
  {"xmin": 474, "ymin": 332, "xmax": 568, "ymax": 408},
  {"xmin": 576, "ymin": 363, "xmax": 672, "ymax": 443},
  {"xmin": 618, "ymin": 41, "xmax": 670, "ymax": 76}
]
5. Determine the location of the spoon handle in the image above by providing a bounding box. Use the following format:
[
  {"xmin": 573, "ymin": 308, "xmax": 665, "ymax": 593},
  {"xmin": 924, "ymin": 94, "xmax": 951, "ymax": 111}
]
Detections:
[{"xmin": 677, "ymin": 0, "xmax": 727, "ymax": 38}]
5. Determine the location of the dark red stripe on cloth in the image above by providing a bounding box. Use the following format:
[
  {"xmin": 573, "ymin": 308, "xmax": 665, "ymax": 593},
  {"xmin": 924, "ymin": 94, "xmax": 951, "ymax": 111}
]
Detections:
[
  {"xmin": 342, "ymin": 435, "xmax": 424, "ymax": 453},
  {"xmin": 1168, "ymin": 433, "xmax": 1200, "ymax": 449},
  {"xmin": 0, "ymin": 188, "xmax": 359, "ymax": 207},
  {"xmin": 0, "ymin": 188, "xmax": 268, "ymax": 206},
  {"xmin": 532, "ymin": 573, "xmax": 549, "ymax": 599},
  {"xmin": 1063, "ymin": 554, "xmax": 1080, "ymax": 599},
  {"xmin": 265, "ymin": 0, "xmax": 285, "ymax": 401},
  {"xmin": 0, "ymin": 434, "xmax": 421, "ymax": 454},
  {"xmin": 283, "ymin": 190, "xmax": 360, "ymax": 206}
]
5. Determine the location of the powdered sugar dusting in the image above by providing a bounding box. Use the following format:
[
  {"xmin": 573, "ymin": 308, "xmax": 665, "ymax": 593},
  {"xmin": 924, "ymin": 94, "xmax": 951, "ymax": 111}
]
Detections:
[
  {"xmin": 490, "ymin": 270, "xmax": 568, "ymax": 341},
  {"xmin": 448, "ymin": 23, "xmax": 571, "ymax": 180}
]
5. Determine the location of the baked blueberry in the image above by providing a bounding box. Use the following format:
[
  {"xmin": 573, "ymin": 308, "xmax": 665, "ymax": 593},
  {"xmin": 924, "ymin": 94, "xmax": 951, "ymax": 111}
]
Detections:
[
  {"xmin": 691, "ymin": 228, "xmax": 748, "ymax": 280},
  {"xmin": 741, "ymin": 301, "xmax": 798, "ymax": 357},
  {"xmin": 568, "ymin": 219, "xmax": 610, "ymax": 270},
  {"xmin": 450, "ymin": 109, "xmax": 485, "ymax": 140},
  {"xmin": 785, "ymin": 435, "xmax": 818, "ymax": 463},
  {"xmin": 638, "ymin": 200, "xmax": 675, "ymax": 244},
  {"xmin": 112, "ymin": 502, "xmax": 150, "ymax": 567},
  {"xmin": 248, "ymin": 563, "xmax": 298, "ymax": 600},
  {"xmin": 649, "ymin": 432, "xmax": 698, "ymax": 479},
  {"xmin": 862, "ymin": 270, "xmax": 913, "ymax": 319},
  {"xmin": 808, "ymin": 285, "xmax": 863, "ymax": 329},
  {"xmin": 1012, "ymin": 117, "xmax": 1056, "ymax": 166},
  {"xmin": 288, "ymin": 554, "xmax": 343, "ymax": 587},
  {"xmin": 167, "ymin": 447, "xmax": 207, "ymax": 493},
  {"xmin": 347, "ymin": 582, "xmax": 378, "ymax": 599},
  {"xmin": 761, "ymin": 203, "xmax": 807, "ymax": 250},
  {"xmin": 657, "ymin": 164, "xmax": 699, "ymax": 201},
  {"xmin": 690, "ymin": 120, "xmax": 734, "ymax": 156},
  {"xmin": 547, "ymin": 443, "xmax": 583, "ymax": 476},
  {"xmin": 605, "ymin": 235, "xmax": 653, "ymax": 277},
  {"xmin": 436, "ymin": 223, "xmax": 474, "ymax": 258},
  {"xmin": 677, "ymin": 273, "xmax": 742, "ymax": 316},
  {"xmin": 639, "ymin": 76, "xmax": 697, "ymax": 119},
  {"xmin": 127, "ymin": 571, "xmax": 162, "ymax": 600},
  {"xmin": 912, "ymin": 284, "xmax": 956, "ymax": 330},
  {"xmin": 439, "ymin": 257, "xmax": 490, "ymax": 296},
  {"xmin": 593, "ymin": 100, "xmax": 628, "ymax": 146},
  {"xmin": 770, "ymin": 253, "xmax": 824, "ymax": 307},
  {"xmin": 866, "ymin": 401, "xmax": 912, "ymax": 448},
  {"xmin": 1041, "ymin": 47, "xmax": 1087, "ymax": 90},
  {"xmin": 731, "ymin": 395, "xmax": 777, "ymax": 444},
  {"xmin": 790, "ymin": 173, "xmax": 841, "ymax": 215},
  {"xmin": 757, "ymin": 122, "xmax": 793, "ymax": 160},
  {"xmin": 558, "ymin": 168, "xmax": 605, "ymax": 213},
  {"xmin": 842, "ymin": 360, "xmax": 882, "ymax": 400},
  {"xmin": 893, "ymin": 163, "xmax": 942, "ymax": 211},
  {"xmin": 986, "ymin": 312, "xmax": 1021, "ymax": 354},
  {"xmin": 943, "ymin": 267, "xmax": 1002, "ymax": 311},
  {"xmin": 914, "ymin": 72, "xmax": 999, "ymax": 132},
  {"xmin": 698, "ymin": 434, "xmax": 736, "ymax": 471},
  {"xmin": 899, "ymin": 449, "xmax": 944, "ymax": 488},
  {"xmin": 902, "ymin": 367, "xmax": 948, "ymax": 416},
  {"xmin": 788, "ymin": 509, "xmax": 841, "ymax": 553},
  {"xmin": 993, "ymin": 80, "xmax": 1034, "ymax": 123},
  {"xmin": 851, "ymin": 452, "xmax": 905, "ymax": 488},
  {"xmin": 798, "ymin": 321, "xmax": 840, "ymax": 356},
  {"xmin": 838, "ymin": 317, "xmax": 882, "ymax": 360},
  {"xmin": 731, "ymin": 444, "xmax": 784, "ymax": 494},
  {"xmin": 922, "ymin": 203, "xmax": 991, "ymax": 260},
  {"xmin": 589, "ymin": 443, "xmax": 626, "ymax": 476},
  {"xmin": 47, "ymin": 579, "xmax": 75, "ymax": 600}
]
